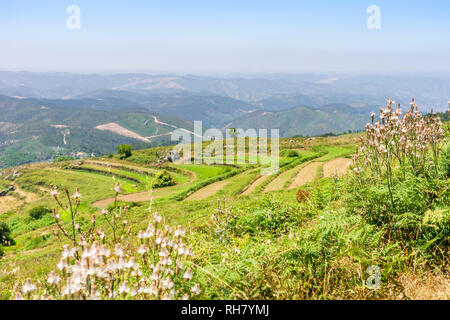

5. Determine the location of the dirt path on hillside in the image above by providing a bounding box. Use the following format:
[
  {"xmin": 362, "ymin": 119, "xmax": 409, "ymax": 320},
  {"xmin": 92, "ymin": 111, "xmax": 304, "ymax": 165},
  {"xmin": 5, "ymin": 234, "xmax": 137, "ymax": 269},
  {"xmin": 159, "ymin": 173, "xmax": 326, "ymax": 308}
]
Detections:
[
  {"xmin": 149, "ymin": 116, "xmax": 203, "ymax": 139},
  {"xmin": 92, "ymin": 190, "xmax": 162, "ymax": 209},
  {"xmin": 288, "ymin": 162, "xmax": 322, "ymax": 189},
  {"xmin": 83, "ymin": 160, "xmax": 160, "ymax": 175},
  {"xmin": 13, "ymin": 183, "xmax": 41, "ymax": 202},
  {"xmin": 95, "ymin": 123, "xmax": 152, "ymax": 143},
  {"xmin": 322, "ymin": 158, "xmax": 349, "ymax": 178},
  {"xmin": 0, "ymin": 183, "xmax": 40, "ymax": 213},
  {"xmin": 241, "ymin": 175, "xmax": 270, "ymax": 196},
  {"xmin": 0, "ymin": 196, "xmax": 20, "ymax": 213},
  {"xmin": 91, "ymin": 166, "xmax": 197, "ymax": 208},
  {"xmin": 185, "ymin": 180, "xmax": 230, "ymax": 201}
]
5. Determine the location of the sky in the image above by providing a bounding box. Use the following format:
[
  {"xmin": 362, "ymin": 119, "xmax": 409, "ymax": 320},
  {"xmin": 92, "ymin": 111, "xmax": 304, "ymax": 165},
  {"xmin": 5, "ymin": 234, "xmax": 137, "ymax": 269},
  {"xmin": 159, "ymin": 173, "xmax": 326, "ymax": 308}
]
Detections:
[{"xmin": 0, "ymin": 0, "xmax": 449, "ymax": 74}]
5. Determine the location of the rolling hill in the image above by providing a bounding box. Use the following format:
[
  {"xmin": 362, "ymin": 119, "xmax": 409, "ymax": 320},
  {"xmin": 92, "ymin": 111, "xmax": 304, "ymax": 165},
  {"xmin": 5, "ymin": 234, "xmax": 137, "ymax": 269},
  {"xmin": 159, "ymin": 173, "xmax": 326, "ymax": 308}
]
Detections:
[
  {"xmin": 223, "ymin": 104, "xmax": 371, "ymax": 137},
  {"xmin": 79, "ymin": 90, "xmax": 257, "ymax": 128},
  {"xmin": 0, "ymin": 95, "xmax": 196, "ymax": 168}
]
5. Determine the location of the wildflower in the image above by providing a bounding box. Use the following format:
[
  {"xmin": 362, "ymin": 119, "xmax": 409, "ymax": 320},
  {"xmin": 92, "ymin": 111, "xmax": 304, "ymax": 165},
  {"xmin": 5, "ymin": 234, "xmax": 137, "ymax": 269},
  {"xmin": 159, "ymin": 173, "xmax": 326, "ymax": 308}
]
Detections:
[
  {"xmin": 183, "ymin": 268, "xmax": 193, "ymax": 280},
  {"xmin": 162, "ymin": 278, "xmax": 174, "ymax": 290},
  {"xmin": 52, "ymin": 209, "xmax": 59, "ymax": 220},
  {"xmin": 72, "ymin": 188, "xmax": 82, "ymax": 200},
  {"xmin": 191, "ymin": 284, "xmax": 201, "ymax": 295},
  {"xmin": 62, "ymin": 245, "xmax": 76, "ymax": 259},
  {"xmin": 137, "ymin": 245, "xmax": 148, "ymax": 255},
  {"xmin": 22, "ymin": 279, "xmax": 36, "ymax": 294},
  {"xmin": 14, "ymin": 292, "xmax": 24, "ymax": 300},
  {"xmin": 114, "ymin": 244, "xmax": 124, "ymax": 257},
  {"xmin": 174, "ymin": 226, "xmax": 185, "ymax": 237},
  {"xmin": 50, "ymin": 185, "xmax": 58, "ymax": 197},
  {"xmin": 47, "ymin": 271, "xmax": 60, "ymax": 285},
  {"xmin": 154, "ymin": 212, "xmax": 162, "ymax": 223},
  {"xmin": 57, "ymin": 259, "xmax": 68, "ymax": 271},
  {"xmin": 114, "ymin": 182, "xmax": 122, "ymax": 193},
  {"xmin": 118, "ymin": 281, "xmax": 130, "ymax": 294}
]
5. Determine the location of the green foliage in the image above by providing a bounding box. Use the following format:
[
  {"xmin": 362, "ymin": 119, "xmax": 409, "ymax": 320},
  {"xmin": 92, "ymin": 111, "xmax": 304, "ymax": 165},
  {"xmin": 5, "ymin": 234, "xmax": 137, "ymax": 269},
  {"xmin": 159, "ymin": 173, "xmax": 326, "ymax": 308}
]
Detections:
[
  {"xmin": 53, "ymin": 155, "xmax": 75, "ymax": 163},
  {"xmin": 231, "ymin": 197, "xmax": 303, "ymax": 236},
  {"xmin": 280, "ymin": 149, "xmax": 299, "ymax": 158},
  {"xmin": 440, "ymin": 143, "xmax": 450, "ymax": 178},
  {"xmin": 28, "ymin": 206, "xmax": 51, "ymax": 220},
  {"xmin": 0, "ymin": 129, "xmax": 447, "ymax": 300},
  {"xmin": 0, "ymin": 222, "xmax": 14, "ymax": 246},
  {"xmin": 117, "ymin": 144, "xmax": 134, "ymax": 159},
  {"xmin": 152, "ymin": 170, "xmax": 176, "ymax": 189},
  {"xmin": 0, "ymin": 245, "xmax": 4, "ymax": 257}
]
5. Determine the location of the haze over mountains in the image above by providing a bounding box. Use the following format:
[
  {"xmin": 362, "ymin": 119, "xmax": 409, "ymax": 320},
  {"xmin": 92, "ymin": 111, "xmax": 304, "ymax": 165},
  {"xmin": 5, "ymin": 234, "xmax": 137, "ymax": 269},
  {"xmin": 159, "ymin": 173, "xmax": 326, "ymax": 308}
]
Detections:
[{"xmin": 0, "ymin": 71, "xmax": 449, "ymax": 168}]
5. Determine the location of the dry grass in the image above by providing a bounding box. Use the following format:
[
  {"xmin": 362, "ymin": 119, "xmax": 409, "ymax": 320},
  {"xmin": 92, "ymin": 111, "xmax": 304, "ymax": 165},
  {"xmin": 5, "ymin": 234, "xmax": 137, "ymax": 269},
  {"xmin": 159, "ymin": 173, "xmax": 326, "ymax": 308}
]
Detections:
[
  {"xmin": 288, "ymin": 162, "xmax": 322, "ymax": 189},
  {"xmin": 0, "ymin": 196, "xmax": 21, "ymax": 213},
  {"xmin": 241, "ymin": 175, "xmax": 270, "ymax": 195},
  {"xmin": 322, "ymin": 158, "xmax": 350, "ymax": 178},
  {"xmin": 185, "ymin": 180, "xmax": 230, "ymax": 201},
  {"xmin": 0, "ymin": 183, "xmax": 40, "ymax": 213},
  {"xmin": 263, "ymin": 168, "xmax": 297, "ymax": 192},
  {"xmin": 398, "ymin": 272, "xmax": 450, "ymax": 300}
]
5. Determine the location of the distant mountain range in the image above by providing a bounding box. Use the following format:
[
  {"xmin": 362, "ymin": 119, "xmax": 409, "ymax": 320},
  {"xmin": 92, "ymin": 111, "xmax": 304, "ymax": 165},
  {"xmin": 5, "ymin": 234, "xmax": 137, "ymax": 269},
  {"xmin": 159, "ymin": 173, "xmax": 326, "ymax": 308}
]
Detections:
[
  {"xmin": 1, "ymin": 71, "xmax": 449, "ymax": 110},
  {"xmin": 0, "ymin": 71, "xmax": 448, "ymax": 167}
]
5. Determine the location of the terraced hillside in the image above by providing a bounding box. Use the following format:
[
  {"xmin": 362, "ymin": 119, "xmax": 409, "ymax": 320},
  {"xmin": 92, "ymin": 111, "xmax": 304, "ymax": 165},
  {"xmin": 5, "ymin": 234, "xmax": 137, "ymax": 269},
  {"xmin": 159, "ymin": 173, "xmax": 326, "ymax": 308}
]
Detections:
[{"xmin": 0, "ymin": 122, "xmax": 448, "ymax": 300}]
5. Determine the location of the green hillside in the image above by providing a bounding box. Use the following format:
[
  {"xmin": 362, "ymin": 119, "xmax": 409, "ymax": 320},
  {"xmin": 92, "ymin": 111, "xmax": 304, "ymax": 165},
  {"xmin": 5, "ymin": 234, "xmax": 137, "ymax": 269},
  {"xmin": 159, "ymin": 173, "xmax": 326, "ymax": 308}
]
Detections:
[
  {"xmin": 0, "ymin": 96, "xmax": 196, "ymax": 168},
  {"xmin": 0, "ymin": 106, "xmax": 448, "ymax": 300},
  {"xmin": 224, "ymin": 104, "xmax": 370, "ymax": 137}
]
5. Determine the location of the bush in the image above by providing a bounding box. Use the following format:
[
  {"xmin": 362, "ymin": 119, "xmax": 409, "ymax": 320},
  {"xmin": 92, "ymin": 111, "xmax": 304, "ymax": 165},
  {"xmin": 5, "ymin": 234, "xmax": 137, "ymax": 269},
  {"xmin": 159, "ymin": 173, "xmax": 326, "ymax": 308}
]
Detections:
[
  {"xmin": 152, "ymin": 170, "xmax": 176, "ymax": 189},
  {"xmin": 117, "ymin": 144, "xmax": 133, "ymax": 159},
  {"xmin": 0, "ymin": 222, "xmax": 14, "ymax": 246},
  {"xmin": 280, "ymin": 149, "xmax": 299, "ymax": 158},
  {"xmin": 231, "ymin": 197, "xmax": 303, "ymax": 236},
  {"xmin": 28, "ymin": 206, "xmax": 51, "ymax": 220},
  {"xmin": 53, "ymin": 155, "xmax": 75, "ymax": 163}
]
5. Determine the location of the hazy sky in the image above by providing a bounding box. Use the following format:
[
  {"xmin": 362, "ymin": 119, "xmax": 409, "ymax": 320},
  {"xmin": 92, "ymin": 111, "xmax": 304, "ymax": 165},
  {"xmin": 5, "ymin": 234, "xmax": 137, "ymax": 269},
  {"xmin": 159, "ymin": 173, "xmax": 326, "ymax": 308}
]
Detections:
[{"xmin": 1, "ymin": 0, "xmax": 449, "ymax": 74}]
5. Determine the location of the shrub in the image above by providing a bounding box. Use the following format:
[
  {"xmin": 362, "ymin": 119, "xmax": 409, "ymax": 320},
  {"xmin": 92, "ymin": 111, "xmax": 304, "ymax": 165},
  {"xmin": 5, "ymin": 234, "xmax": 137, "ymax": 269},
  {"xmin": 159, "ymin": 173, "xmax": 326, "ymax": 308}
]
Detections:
[
  {"xmin": 152, "ymin": 170, "xmax": 176, "ymax": 189},
  {"xmin": 28, "ymin": 206, "xmax": 51, "ymax": 220},
  {"xmin": 0, "ymin": 222, "xmax": 14, "ymax": 246},
  {"xmin": 117, "ymin": 144, "xmax": 133, "ymax": 159},
  {"xmin": 346, "ymin": 100, "xmax": 449, "ymax": 255},
  {"xmin": 280, "ymin": 149, "xmax": 299, "ymax": 158},
  {"xmin": 231, "ymin": 197, "xmax": 303, "ymax": 236},
  {"xmin": 53, "ymin": 155, "xmax": 75, "ymax": 163}
]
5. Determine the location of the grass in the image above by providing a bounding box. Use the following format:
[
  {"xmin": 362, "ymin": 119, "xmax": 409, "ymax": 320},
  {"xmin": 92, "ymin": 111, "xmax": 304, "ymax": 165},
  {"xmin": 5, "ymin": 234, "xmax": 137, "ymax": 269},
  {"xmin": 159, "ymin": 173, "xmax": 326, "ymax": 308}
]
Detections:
[{"xmin": 0, "ymin": 131, "xmax": 448, "ymax": 300}]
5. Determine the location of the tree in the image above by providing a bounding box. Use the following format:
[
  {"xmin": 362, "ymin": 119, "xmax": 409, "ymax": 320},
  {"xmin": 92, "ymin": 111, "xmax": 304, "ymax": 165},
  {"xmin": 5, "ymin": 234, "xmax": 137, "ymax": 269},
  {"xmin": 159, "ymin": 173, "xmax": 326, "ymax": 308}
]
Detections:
[{"xmin": 116, "ymin": 144, "xmax": 133, "ymax": 159}]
